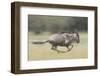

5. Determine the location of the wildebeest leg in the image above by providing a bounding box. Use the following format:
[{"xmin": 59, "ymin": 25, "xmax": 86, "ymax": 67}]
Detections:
[
  {"xmin": 51, "ymin": 45, "xmax": 61, "ymax": 53},
  {"xmin": 66, "ymin": 45, "xmax": 73, "ymax": 52},
  {"xmin": 54, "ymin": 46, "xmax": 66, "ymax": 53},
  {"xmin": 51, "ymin": 45, "xmax": 57, "ymax": 50},
  {"xmin": 51, "ymin": 45, "xmax": 65, "ymax": 53},
  {"xmin": 51, "ymin": 45, "xmax": 54, "ymax": 50},
  {"xmin": 54, "ymin": 46, "xmax": 57, "ymax": 50}
]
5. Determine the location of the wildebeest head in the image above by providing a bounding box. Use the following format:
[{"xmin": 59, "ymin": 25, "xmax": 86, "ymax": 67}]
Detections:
[
  {"xmin": 73, "ymin": 32, "xmax": 80, "ymax": 43},
  {"xmin": 63, "ymin": 31, "xmax": 80, "ymax": 44}
]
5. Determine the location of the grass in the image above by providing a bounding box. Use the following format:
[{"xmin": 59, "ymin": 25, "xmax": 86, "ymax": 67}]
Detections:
[{"xmin": 28, "ymin": 32, "xmax": 88, "ymax": 61}]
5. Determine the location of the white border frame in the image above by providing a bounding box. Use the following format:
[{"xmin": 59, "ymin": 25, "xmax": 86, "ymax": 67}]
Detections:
[{"xmin": 20, "ymin": 7, "xmax": 95, "ymax": 70}]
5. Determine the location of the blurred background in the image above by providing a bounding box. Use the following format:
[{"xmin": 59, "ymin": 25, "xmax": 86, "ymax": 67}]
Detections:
[{"xmin": 28, "ymin": 15, "xmax": 88, "ymax": 34}]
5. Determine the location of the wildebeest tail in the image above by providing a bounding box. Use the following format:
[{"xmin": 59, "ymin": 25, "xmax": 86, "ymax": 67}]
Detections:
[{"xmin": 32, "ymin": 40, "xmax": 48, "ymax": 44}]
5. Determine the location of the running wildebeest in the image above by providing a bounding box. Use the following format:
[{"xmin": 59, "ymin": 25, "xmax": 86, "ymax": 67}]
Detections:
[{"xmin": 32, "ymin": 31, "xmax": 80, "ymax": 53}]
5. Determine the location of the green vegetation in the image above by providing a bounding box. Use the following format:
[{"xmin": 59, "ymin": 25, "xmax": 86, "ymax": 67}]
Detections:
[{"xmin": 28, "ymin": 15, "xmax": 88, "ymax": 34}]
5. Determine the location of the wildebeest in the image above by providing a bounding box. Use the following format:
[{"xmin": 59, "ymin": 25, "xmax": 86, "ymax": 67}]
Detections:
[{"xmin": 32, "ymin": 32, "xmax": 80, "ymax": 53}]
